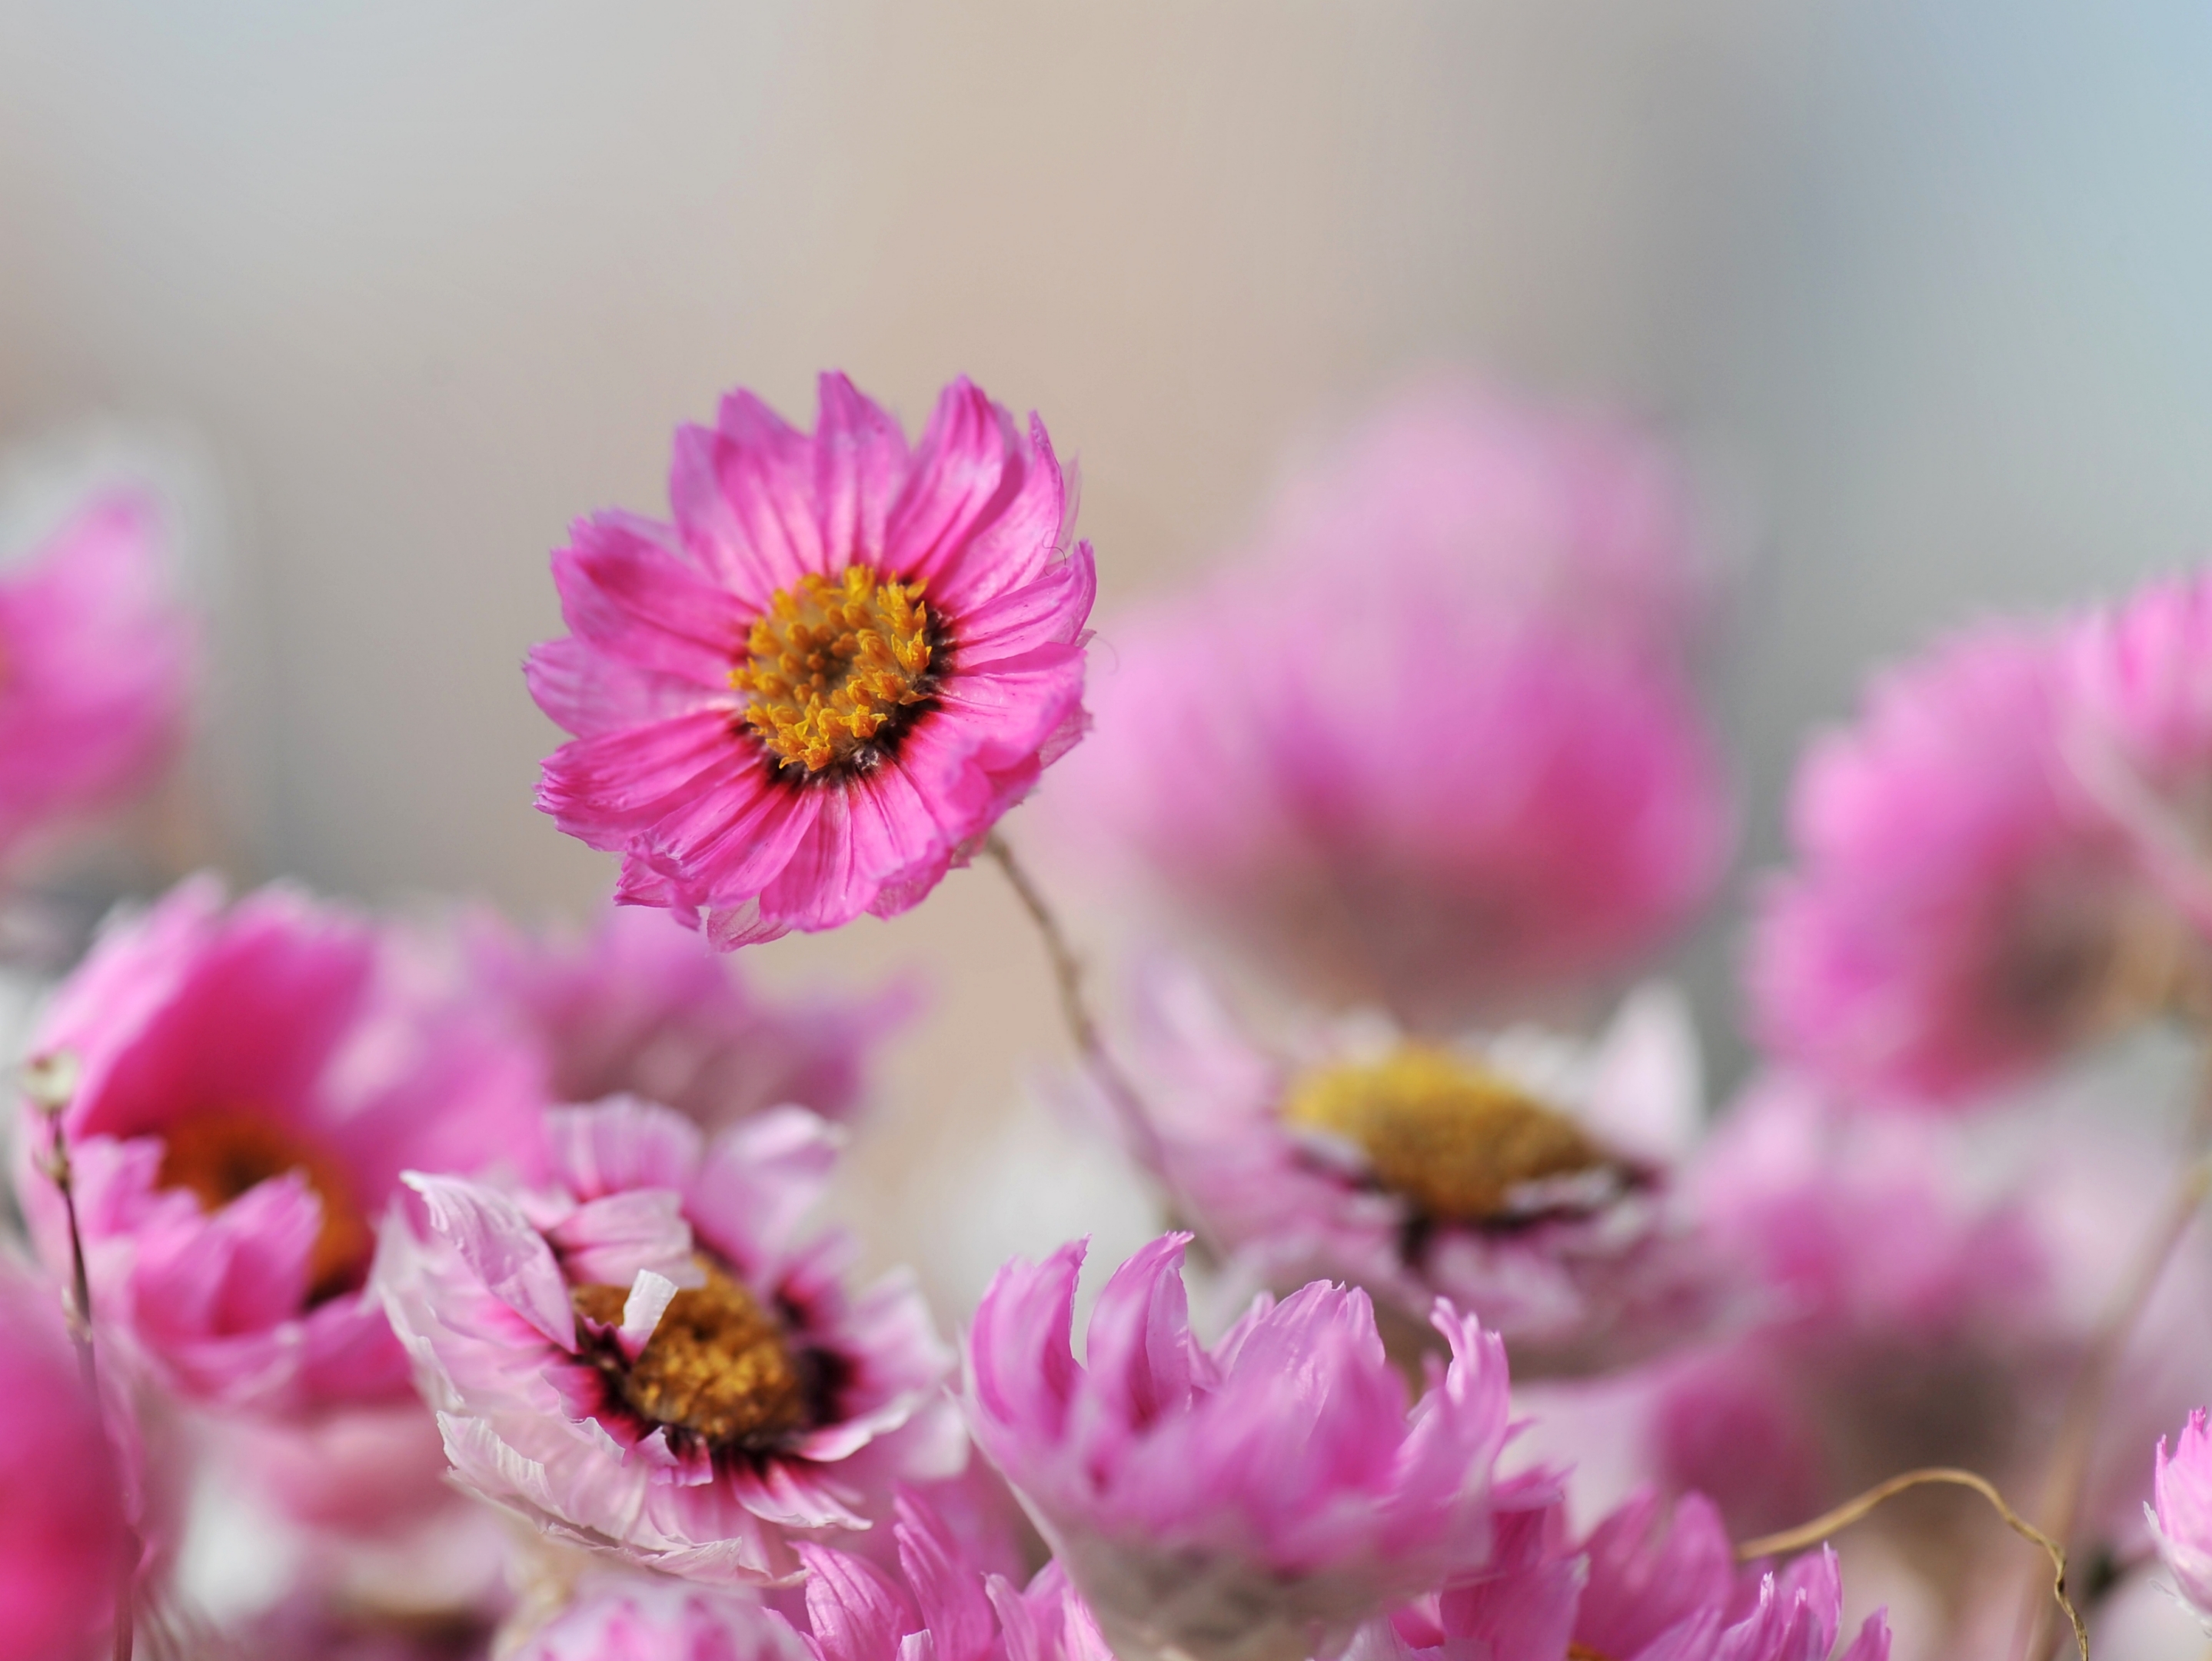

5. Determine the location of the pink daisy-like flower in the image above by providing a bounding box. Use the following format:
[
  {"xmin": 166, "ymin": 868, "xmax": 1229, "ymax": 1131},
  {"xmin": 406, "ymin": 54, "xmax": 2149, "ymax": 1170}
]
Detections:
[
  {"xmin": 506, "ymin": 1576, "xmax": 803, "ymax": 1661},
  {"xmin": 2150, "ymin": 1410, "xmax": 2212, "ymax": 1624},
  {"xmin": 14, "ymin": 877, "xmax": 541, "ymax": 1415},
  {"xmin": 965, "ymin": 1233, "xmax": 1536, "ymax": 1661},
  {"xmin": 529, "ymin": 372, "xmax": 1095, "ymax": 947},
  {"xmin": 0, "ymin": 1261, "xmax": 135, "ymax": 1661},
  {"xmin": 0, "ymin": 489, "xmax": 192, "ymax": 865},
  {"xmin": 375, "ymin": 1097, "xmax": 963, "ymax": 1585},
  {"xmin": 1109, "ymin": 962, "xmax": 1722, "ymax": 1375},
  {"xmin": 1041, "ymin": 387, "xmax": 1729, "ymax": 1027},
  {"xmin": 467, "ymin": 901, "xmax": 903, "ymax": 1128}
]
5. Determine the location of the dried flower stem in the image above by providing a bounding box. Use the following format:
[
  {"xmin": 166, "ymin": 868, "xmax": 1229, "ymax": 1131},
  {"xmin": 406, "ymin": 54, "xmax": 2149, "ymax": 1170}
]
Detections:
[
  {"xmin": 984, "ymin": 833, "xmax": 1168, "ymax": 1175},
  {"xmin": 24, "ymin": 1052, "xmax": 135, "ymax": 1661},
  {"xmin": 1738, "ymin": 1466, "xmax": 2085, "ymax": 1661}
]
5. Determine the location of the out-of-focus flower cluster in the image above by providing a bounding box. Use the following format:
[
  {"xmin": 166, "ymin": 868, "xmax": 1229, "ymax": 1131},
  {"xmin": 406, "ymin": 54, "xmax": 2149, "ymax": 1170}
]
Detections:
[{"xmin": 5, "ymin": 366, "xmax": 2212, "ymax": 1661}]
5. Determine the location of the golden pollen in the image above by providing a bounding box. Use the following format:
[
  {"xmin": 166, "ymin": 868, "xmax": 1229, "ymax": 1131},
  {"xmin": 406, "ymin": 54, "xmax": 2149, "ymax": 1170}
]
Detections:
[
  {"xmin": 1283, "ymin": 1045, "xmax": 1613, "ymax": 1224},
  {"xmin": 729, "ymin": 564, "xmax": 934, "ymax": 774},
  {"xmin": 573, "ymin": 1260, "xmax": 810, "ymax": 1449},
  {"xmin": 156, "ymin": 1109, "xmax": 374, "ymax": 1303}
]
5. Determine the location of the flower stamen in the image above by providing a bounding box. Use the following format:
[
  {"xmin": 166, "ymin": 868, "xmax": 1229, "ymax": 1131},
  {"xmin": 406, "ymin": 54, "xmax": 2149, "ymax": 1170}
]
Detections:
[
  {"xmin": 157, "ymin": 1110, "xmax": 374, "ymax": 1303},
  {"xmin": 730, "ymin": 565, "xmax": 937, "ymax": 774}
]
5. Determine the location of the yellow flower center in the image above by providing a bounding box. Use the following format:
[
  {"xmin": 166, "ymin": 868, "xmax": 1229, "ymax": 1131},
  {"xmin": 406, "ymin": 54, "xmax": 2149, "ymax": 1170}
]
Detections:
[
  {"xmin": 572, "ymin": 1259, "xmax": 812, "ymax": 1450},
  {"xmin": 1283, "ymin": 1045, "xmax": 1614, "ymax": 1224},
  {"xmin": 157, "ymin": 1109, "xmax": 374, "ymax": 1304},
  {"xmin": 729, "ymin": 564, "xmax": 936, "ymax": 774}
]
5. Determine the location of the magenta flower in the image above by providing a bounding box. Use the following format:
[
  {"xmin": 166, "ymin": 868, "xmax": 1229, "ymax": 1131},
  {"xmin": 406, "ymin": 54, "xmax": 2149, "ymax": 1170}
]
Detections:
[
  {"xmin": 375, "ymin": 1097, "xmax": 963, "ymax": 1585},
  {"xmin": 1109, "ymin": 962, "xmax": 1724, "ymax": 1375},
  {"xmin": 530, "ymin": 372, "xmax": 1095, "ymax": 947},
  {"xmin": 467, "ymin": 901, "xmax": 903, "ymax": 1127},
  {"xmin": 965, "ymin": 1234, "xmax": 1532, "ymax": 1661},
  {"xmin": 507, "ymin": 1576, "xmax": 802, "ymax": 1661},
  {"xmin": 2150, "ymin": 1410, "xmax": 2212, "ymax": 1623},
  {"xmin": 1041, "ymin": 385, "xmax": 1729, "ymax": 1027},
  {"xmin": 793, "ymin": 1490, "xmax": 1112, "ymax": 1661},
  {"xmin": 0, "ymin": 490, "xmax": 192, "ymax": 864},
  {"xmin": 0, "ymin": 1263, "xmax": 134, "ymax": 1661},
  {"xmin": 14, "ymin": 877, "xmax": 541, "ymax": 1415}
]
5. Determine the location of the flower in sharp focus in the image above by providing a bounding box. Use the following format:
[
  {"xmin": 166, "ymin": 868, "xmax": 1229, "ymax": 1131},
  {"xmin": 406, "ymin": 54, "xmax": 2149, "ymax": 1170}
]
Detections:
[
  {"xmin": 1113, "ymin": 964, "xmax": 1723, "ymax": 1376},
  {"xmin": 0, "ymin": 488, "xmax": 193, "ymax": 865},
  {"xmin": 2150, "ymin": 1409, "xmax": 2212, "ymax": 1623},
  {"xmin": 1040, "ymin": 384, "xmax": 1730, "ymax": 1028},
  {"xmin": 529, "ymin": 371, "xmax": 1095, "ymax": 947},
  {"xmin": 1754, "ymin": 573, "xmax": 2212, "ymax": 1110},
  {"xmin": 793, "ymin": 1489, "xmax": 1112, "ymax": 1661},
  {"xmin": 0, "ymin": 1261, "xmax": 135, "ymax": 1661},
  {"xmin": 375, "ymin": 1097, "xmax": 963, "ymax": 1585},
  {"xmin": 466, "ymin": 900, "xmax": 906, "ymax": 1128},
  {"xmin": 13, "ymin": 876, "xmax": 541, "ymax": 1415},
  {"xmin": 965, "ymin": 1233, "xmax": 1535, "ymax": 1661},
  {"xmin": 504, "ymin": 1576, "xmax": 804, "ymax": 1661}
]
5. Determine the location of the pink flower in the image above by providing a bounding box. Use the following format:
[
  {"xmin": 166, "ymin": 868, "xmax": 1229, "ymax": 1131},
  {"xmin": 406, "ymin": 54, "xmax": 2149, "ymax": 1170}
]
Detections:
[
  {"xmin": 0, "ymin": 490, "xmax": 192, "ymax": 864},
  {"xmin": 965, "ymin": 1234, "xmax": 1533, "ymax": 1661},
  {"xmin": 15, "ymin": 877, "xmax": 541, "ymax": 1415},
  {"xmin": 2150, "ymin": 1410, "xmax": 2212, "ymax": 1623},
  {"xmin": 793, "ymin": 1490, "xmax": 1112, "ymax": 1661},
  {"xmin": 507, "ymin": 1577, "xmax": 801, "ymax": 1661},
  {"xmin": 466, "ymin": 902, "xmax": 904, "ymax": 1127},
  {"xmin": 1111, "ymin": 963, "xmax": 1724, "ymax": 1375},
  {"xmin": 1041, "ymin": 385, "xmax": 1729, "ymax": 1027},
  {"xmin": 529, "ymin": 372, "xmax": 1094, "ymax": 947},
  {"xmin": 0, "ymin": 1262, "xmax": 134, "ymax": 1661},
  {"xmin": 374, "ymin": 1097, "xmax": 963, "ymax": 1585}
]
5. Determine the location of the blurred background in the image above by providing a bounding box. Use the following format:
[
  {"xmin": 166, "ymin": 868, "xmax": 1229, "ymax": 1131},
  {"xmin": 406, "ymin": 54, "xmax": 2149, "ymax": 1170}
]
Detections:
[{"xmin": 7, "ymin": 0, "xmax": 2212, "ymax": 1306}]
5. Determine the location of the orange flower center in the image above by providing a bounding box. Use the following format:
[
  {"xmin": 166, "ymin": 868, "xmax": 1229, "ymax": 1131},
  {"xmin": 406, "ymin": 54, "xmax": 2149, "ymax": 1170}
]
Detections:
[
  {"xmin": 729, "ymin": 565, "xmax": 936, "ymax": 774},
  {"xmin": 1283, "ymin": 1046, "xmax": 1615, "ymax": 1223},
  {"xmin": 572, "ymin": 1258, "xmax": 811, "ymax": 1450},
  {"xmin": 156, "ymin": 1110, "xmax": 374, "ymax": 1303}
]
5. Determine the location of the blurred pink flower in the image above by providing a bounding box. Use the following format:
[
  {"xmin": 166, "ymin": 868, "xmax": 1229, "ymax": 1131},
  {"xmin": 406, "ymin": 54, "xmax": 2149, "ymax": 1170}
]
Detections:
[
  {"xmin": 467, "ymin": 901, "xmax": 906, "ymax": 1128},
  {"xmin": 965, "ymin": 1234, "xmax": 1535, "ymax": 1661},
  {"xmin": 0, "ymin": 490, "xmax": 192, "ymax": 864},
  {"xmin": 1112, "ymin": 963, "xmax": 1725, "ymax": 1375},
  {"xmin": 375, "ymin": 1097, "xmax": 963, "ymax": 1585},
  {"xmin": 530, "ymin": 371, "xmax": 1094, "ymax": 947},
  {"xmin": 793, "ymin": 1489, "xmax": 1109, "ymax": 1661},
  {"xmin": 1755, "ymin": 571, "xmax": 2212, "ymax": 1109},
  {"xmin": 2150, "ymin": 1410, "xmax": 2212, "ymax": 1624},
  {"xmin": 0, "ymin": 1263, "xmax": 133, "ymax": 1661},
  {"xmin": 15, "ymin": 877, "xmax": 541, "ymax": 1415},
  {"xmin": 507, "ymin": 1576, "xmax": 800, "ymax": 1661},
  {"xmin": 1043, "ymin": 386, "xmax": 1730, "ymax": 1027}
]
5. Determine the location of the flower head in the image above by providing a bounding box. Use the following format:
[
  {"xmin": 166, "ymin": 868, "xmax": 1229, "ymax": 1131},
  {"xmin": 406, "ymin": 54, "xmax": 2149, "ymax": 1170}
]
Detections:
[
  {"xmin": 467, "ymin": 901, "xmax": 903, "ymax": 1127},
  {"xmin": 375, "ymin": 1097, "xmax": 962, "ymax": 1585},
  {"xmin": 14, "ymin": 877, "xmax": 541, "ymax": 1415},
  {"xmin": 0, "ymin": 1262, "xmax": 134, "ymax": 1661},
  {"xmin": 965, "ymin": 1233, "xmax": 1531, "ymax": 1661},
  {"xmin": 530, "ymin": 372, "xmax": 1094, "ymax": 947},
  {"xmin": 1114, "ymin": 964, "xmax": 1722, "ymax": 1375},
  {"xmin": 507, "ymin": 1576, "xmax": 803, "ymax": 1661},
  {"xmin": 0, "ymin": 489, "xmax": 192, "ymax": 864},
  {"xmin": 2150, "ymin": 1410, "xmax": 2212, "ymax": 1623},
  {"xmin": 1043, "ymin": 386, "xmax": 1728, "ymax": 1027}
]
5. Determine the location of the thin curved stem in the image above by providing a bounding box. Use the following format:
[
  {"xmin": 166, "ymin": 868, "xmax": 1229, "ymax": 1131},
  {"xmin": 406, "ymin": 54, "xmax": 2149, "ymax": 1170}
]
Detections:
[
  {"xmin": 1738, "ymin": 1466, "xmax": 2086, "ymax": 1661},
  {"xmin": 984, "ymin": 834, "xmax": 1169, "ymax": 1177}
]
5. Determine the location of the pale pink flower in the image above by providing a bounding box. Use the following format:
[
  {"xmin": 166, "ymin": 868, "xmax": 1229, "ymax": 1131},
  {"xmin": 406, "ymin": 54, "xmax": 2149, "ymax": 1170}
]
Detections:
[
  {"xmin": 530, "ymin": 372, "xmax": 1094, "ymax": 947},
  {"xmin": 965, "ymin": 1234, "xmax": 1535, "ymax": 1661},
  {"xmin": 0, "ymin": 489, "xmax": 192, "ymax": 864},
  {"xmin": 1111, "ymin": 962, "xmax": 1724, "ymax": 1375},
  {"xmin": 0, "ymin": 1262, "xmax": 134, "ymax": 1661},
  {"xmin": 2150, "ymin": 1410, "xmax": 2212, "ymax": 1623},
  {"xmin": 1042, "ymin": 387, "xmax": 1729, "ymax": 1027},
  {"xmin": 375, "ymin": 1097, "xmax": 963, "ymax": 1586},
  {"xmin": 15, "ymin": 877, "xmax": 542, "ymax": 1415},
  {"xmin": 508, "ymin": 1576, "xmax": 802, "ymax": 1661},
  {"xmin": 466, "ymin": 901, "xmax": 904, "ymax": 1127}
]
